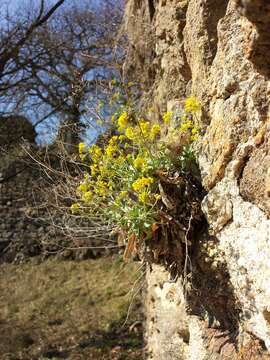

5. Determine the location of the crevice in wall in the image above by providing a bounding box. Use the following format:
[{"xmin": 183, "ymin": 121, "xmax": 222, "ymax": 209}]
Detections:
[
  {"xmin": 183, "ymin": 229, "xmax": 241, "ymax": 358},
  {"xmin": 133, "ymin": 0, "xmax": 143, "ymax": 11},
  {"xmin": 148, "ymin": 0, "xmax": 155, "ymax": 21},
  {"xmin": 204, "ymin": 0, "xmax": 229, "ymax": 65},
  {"xmin": 237, "ymin": 0, "xmax": 270, "ymax": 78},
  {"xmin": 188, "ymin": 232, "xmax": 241, "ymax": 331},
  {"xmin": 182, "ymin": 51, "xmax": 192, "ymax": 96}
]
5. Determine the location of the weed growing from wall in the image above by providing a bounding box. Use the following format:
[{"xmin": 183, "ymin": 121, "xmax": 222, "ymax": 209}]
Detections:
[{"xmin": 72, "ymin": 87, "xmax": 203, "ymax": 269}]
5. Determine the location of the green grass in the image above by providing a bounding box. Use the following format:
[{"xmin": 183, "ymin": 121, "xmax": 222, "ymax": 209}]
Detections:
[{"xmin": 0, "ymin": 256, "xmax": 144, "ymax": 359}]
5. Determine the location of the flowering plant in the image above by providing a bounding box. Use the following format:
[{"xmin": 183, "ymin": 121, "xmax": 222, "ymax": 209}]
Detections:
[{"xmin": 72, "ymin": 95, "xmax": 201, "ymax": 260}]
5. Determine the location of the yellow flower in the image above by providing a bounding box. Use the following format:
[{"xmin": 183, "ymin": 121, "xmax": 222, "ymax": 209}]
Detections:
[
  {"xmin": 133, "ymin": 156, "xmax": 146, "ymax": 170},
  {"xmin": 125, "ymin": 126, "xmax": 137, "ymax": 141},
  {"xmin": 190, "ymin": 134, "xmax": 199, "ymax": 141},
  {"xmin": 82, "ymin": 191, "xmax": 93, "ymax": 203},
  {"xmin": 179, "ymin": 120, "xmax": 194, "ymax": 132},
  {"xmin": 94, "ymin": 179, "xmax": 108, "ymax": 196},
  {"xmin": 162, "ymin": 111, "xmax": 173, "ymax": 124},
  {"xmin": 98, "ymin": 164, "xmax": 107, "ymax": 177},
  {"xmin": 119, "ymin": 135, "xmax": 126, "ymax": 141},
  {"xmin": 109, "ymin": 135, "xmax": 119, "ymax": 144},
  {"xmin": 117, "ymin": 111, "xmax": 129, "ymax": 131},
  {"xmin": 138, "ymin": 119, "xmax": 150, "ymax": 136},
  {"xmin": 179, "ymin": 123, "xmax": 189, "ymax": 132},
  {"xmin": 185, "ymin": 96, "xmax": 201, "ymax": 113},
  {"xmin": 150, "ymin": 124, "xmax": 161, "ymax": 139},
  {"xmin": 138, "ymin": 190, "xmax": 149, "ymax": 204},
  {"xmin": 83, "ymin": 173, "xmax": 90, "ymax": 181},
  {"xmin": 108, "ymin": 181, "xmax": 113, "ymax": 190},
  {"xmin": 78, "ymin": 142, "xmax": 86, "ymax": 160},
  {"xmin": 89, "ymin": 144, "xmax": 102, "ymax": 162},
  {"xmin": 115, "ymin": 154, "xmax": 126, "ymax": 165},
  {"xmin": 105, "ymin": 144, "xmax": 117, "ymax": 157},
  {"xmin": 119, "ymin": 190, "xmax": 128, "ymax": 199},
  {"xmin": 78, "ymin": 142, "xmax": 85, "ymax": 153},
  {"xmin": 70, "ymin": 203, "xmax": 80, "ymax": 214},
  {"xmin": 90, "ymin": 164, "xmax": 98, "ymax": 177},
  {"xmin": 77, "ymin": 183, "xmax": 88, "ymax": 193},
  {"xmin": 96, "ymin": 178, "xmax": 107, "ymax": 187},
  {"xmin": 132, "ymin": 177, "xmax": 154, "ymax": 192},
  {"xmin": 154, "ymin": 194, "xmax": 161, "ymax": 201},
  {"xmin": 191, "ymin": 126, "xmax": 199, "ymax": 134}
]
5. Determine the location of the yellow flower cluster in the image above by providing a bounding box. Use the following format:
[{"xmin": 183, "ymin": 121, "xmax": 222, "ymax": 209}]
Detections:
[
  {"xmin": 78, "ymin": 183, "xmax": 88, "ymax": 193},
  {"xmin": 70, "ymin": 203, "xmax": 80, "ymax": 214},
  {"xmin": 105, "ymin": 136, "xmax": 119, "ymax": 157},
  {"xmin": 150, "ymin": 124, "xmax": 161, "ymax": 139},
  {"xmin": 138, "ymin": 190, "xmax": 161, "ymax": 204},
  {"xmin": 133, "ymin": 156, "xmax": 146, "ymax": 170},
  {"xmin": 82, "ymin": 191, "xmax": 93, "ymax": 203},
  {"xmin": 179, "ymin": 119, "xmax": 193, "ymax": 132},
  {"xmin": 162, "ymin": 111, "xmax": 173, "ymax": 124},
  {"xmin": 124, "ymin": 122, "xmax": 161, "ymax": 144},
  {"xmin": 89, "ymin": 144, "xmax": 102, "ymax": 163},
  {"xmin": 94, "ymin": 179, "xmax": 108, "ymax": 196},
  {"xmin": 138, "ymin": 119, "xmax": 150, "ymax": 136},
  {"xmin": 178, "ymin": 119, "xmax": 200, "ymax": 142},
  {"xmin": 185, "ymin": 96, "xmax": 201, "ymax": 113},
  {"xmin": 117, "ymin": 111, "xmax": 129, "ymax": 131},
  {"xmin": 125, "ymin": 126, "xmax": 139, "ymax": 141},
  {"xmin": 132, "ymin": 177, "xmax": 154, "ymax": 192},
  {"xmin": 105, "ymin": 144, "xmax": 117, "ymax": 157},
  {"xmin": 78, "ymin": 142, "xmax": 86, "ymax": 160},
  {"xmin": 79, "ymin": 142, "xmax": 85, "ymax": 153},
  {"xmin": 138, "ymin": 190, "xmax": 149, "ymax": 204},
  {"xmin": 72, "ymin": 95, "xmax": 201, "ymax": 242}
]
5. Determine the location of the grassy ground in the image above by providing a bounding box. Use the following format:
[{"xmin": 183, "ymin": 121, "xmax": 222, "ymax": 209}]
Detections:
[{"xmin": 0, "ymin": 256, "xmax": 144, "ymax": 360}]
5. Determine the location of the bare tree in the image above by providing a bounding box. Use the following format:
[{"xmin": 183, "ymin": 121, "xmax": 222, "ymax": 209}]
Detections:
[
  {"xmin": 0, "ymin": 0, "xmax": 124, "ymax": 149},
  {"xmin": 0, "ymin": 0, "xmax": 65, "ymax": 93}
]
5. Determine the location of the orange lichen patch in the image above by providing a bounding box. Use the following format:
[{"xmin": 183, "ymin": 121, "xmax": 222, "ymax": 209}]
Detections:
[
  {"xmin": 255, "ymin": 124, "xmax": 266, "ymax": 146},
  {"xmin": 201, "ymin": 112, "xmax": 235, "ymax": 190},
  {"xmin": 203, "ymin": 141, "xmax": 235, "ymax": 190}
]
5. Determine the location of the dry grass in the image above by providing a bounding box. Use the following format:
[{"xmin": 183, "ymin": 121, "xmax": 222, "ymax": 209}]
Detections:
[{"xmin": 0, "ymin": 256, "xmax": 144, "ymax": 359}]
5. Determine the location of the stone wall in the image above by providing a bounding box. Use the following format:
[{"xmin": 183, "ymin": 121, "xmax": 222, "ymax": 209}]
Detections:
[
  {"xmin": 0, "ymin": 155, "xmax": 45, "ymax": 260},
  {"xmin": 125, "ymin": 0, "xmax": 270, "ymax": 358},
  {"xmin": 0, "ymin": 116, "xmax": 61, "ymax": 261}
]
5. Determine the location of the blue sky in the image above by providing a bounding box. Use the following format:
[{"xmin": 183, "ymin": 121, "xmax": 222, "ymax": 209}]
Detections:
[
  {"xmin": 0, "ymin": 0, "xmax": 120, "ymax": 145},
  {"xmin": 4, "ymin": 0, "xmax": 103, "ymax": 13}
]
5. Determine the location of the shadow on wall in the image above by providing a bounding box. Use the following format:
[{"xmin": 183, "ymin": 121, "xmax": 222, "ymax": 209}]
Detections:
[
  {"xmin": 237, "ymin": 0, "xmax": 270, "ymax": 78},
  {"xmin": 204, "ymin": 0, "xmax": 229, "ymax": 65}
]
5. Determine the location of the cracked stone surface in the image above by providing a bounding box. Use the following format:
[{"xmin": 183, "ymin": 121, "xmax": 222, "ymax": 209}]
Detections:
[{"xmin": 125, "ymin": 0, "xmax": 270, "ymax": 358}]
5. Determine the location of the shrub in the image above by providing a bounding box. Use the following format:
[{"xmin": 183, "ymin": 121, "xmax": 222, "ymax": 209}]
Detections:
[{"xmin": 72, "ymin": 94, "xmax": 202, "ymax": 263}]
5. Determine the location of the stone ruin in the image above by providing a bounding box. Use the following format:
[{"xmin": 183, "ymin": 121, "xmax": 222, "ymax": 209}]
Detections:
[
  {"xmin": 0, "ymin": 116, "xmax": 52, "ymax": 261},
  {"xmin": 0, "ymin": 116, "xmax": 103, "ymax": 262}
]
